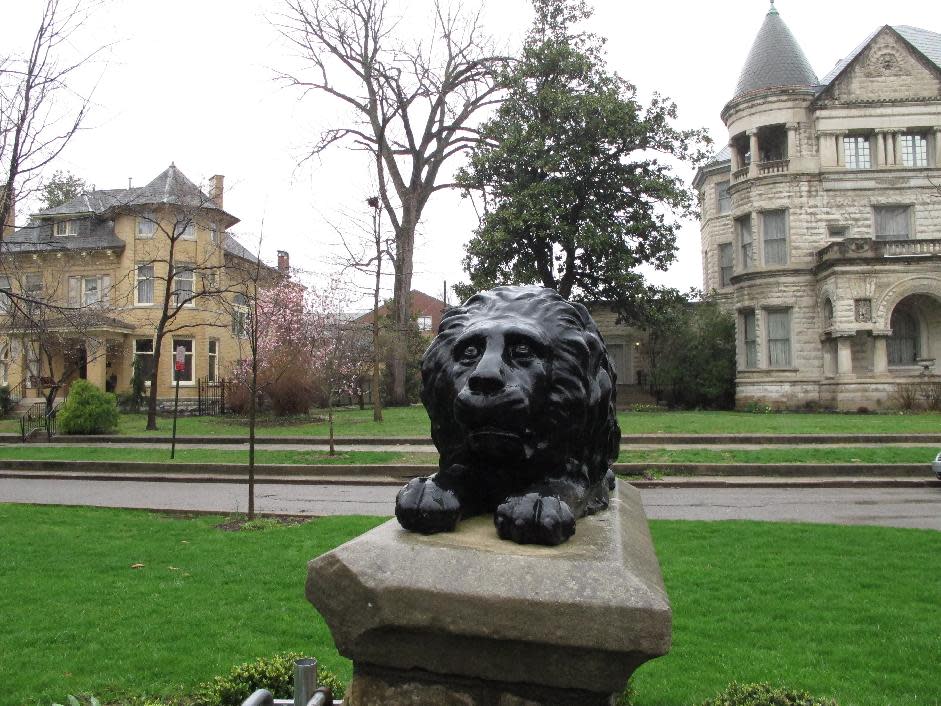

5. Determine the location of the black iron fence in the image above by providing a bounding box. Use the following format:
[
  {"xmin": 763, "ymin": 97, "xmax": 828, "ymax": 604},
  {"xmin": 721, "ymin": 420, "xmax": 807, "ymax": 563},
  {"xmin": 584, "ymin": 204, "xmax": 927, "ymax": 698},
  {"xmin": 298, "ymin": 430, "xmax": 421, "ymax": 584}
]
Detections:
[
  {"xmin": 20, "ymin": 401, "xmax": 57, "ymax": 441},
  {"xmin": 197, "ymin": 377, "xmax": 231, "ymax": 416}
]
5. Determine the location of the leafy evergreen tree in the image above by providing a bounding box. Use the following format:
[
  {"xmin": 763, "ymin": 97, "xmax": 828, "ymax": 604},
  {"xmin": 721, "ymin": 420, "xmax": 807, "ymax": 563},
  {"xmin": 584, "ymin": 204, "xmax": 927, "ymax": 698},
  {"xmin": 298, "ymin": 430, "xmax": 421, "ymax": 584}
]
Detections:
[
  {"xmin": 40, "ymin": 170, "xmax": 86, "ymax": 209},
  {"xmin": 456, "ymin": 0, "xmax": 710, "ymax": 320}
]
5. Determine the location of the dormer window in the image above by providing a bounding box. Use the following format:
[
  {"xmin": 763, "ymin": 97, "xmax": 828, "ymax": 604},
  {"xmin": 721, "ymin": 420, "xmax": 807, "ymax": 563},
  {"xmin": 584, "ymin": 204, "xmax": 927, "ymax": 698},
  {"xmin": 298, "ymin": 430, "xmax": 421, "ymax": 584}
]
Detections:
[
  {"xmin": 844, "ymin": 135, "xmax": 871, "ymax": 169},
  {"xmin": 900, "ymin": 133, "xmax": 928, "ymax": 168},
  {"xmin": 54, "ymin": 219, "xmax": 78, "ymax": 237}
]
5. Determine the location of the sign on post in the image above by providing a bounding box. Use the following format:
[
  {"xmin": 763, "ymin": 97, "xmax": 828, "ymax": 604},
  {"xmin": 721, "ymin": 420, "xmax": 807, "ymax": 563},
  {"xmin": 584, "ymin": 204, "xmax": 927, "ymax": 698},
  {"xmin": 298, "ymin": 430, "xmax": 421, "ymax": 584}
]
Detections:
[{"xmin": 175, "ymin": 345, "xmax": 186, "ymax": 373}]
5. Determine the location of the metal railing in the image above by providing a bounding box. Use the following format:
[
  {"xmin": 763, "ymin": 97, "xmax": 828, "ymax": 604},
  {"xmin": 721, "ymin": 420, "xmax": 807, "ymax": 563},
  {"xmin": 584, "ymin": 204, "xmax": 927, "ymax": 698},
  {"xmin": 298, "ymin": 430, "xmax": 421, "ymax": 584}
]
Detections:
[
  {"xmin": 241, "ymin": 658, "xmax": 336, "ymax": 706},
  {"xmin": 20, "ymin": 401, "xmax": 57, "ymax": 441},
  {"xmin": 197, "ymin": 376, "xmax": 230, "ymax": 416},
  {"xmin": 7, "ymin": 379, "xmax": 26, "ymax": 403}
]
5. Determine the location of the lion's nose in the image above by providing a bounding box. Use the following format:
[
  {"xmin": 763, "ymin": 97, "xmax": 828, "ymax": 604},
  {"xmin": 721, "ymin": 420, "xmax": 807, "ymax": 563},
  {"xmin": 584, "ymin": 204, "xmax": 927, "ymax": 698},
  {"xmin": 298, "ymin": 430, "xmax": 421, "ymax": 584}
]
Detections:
[{"xmin": 468, "ymin": 355, "xmax": 504, "ymax": 395}]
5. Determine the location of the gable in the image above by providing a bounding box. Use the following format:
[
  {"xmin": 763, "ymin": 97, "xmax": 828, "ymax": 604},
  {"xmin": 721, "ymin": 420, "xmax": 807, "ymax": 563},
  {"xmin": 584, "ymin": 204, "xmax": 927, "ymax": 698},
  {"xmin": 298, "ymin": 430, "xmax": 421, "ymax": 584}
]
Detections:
[{"xmin": 823, "ymin": 28, "xmax": 941, "ymax": 103}]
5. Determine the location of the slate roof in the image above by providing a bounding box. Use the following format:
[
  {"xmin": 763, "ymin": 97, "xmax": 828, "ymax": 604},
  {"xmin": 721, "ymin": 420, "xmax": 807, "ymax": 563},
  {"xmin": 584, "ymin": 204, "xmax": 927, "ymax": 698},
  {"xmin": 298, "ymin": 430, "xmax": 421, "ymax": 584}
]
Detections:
[
  {"xmin": 34, "ymin": 164, "xmax": 239, "ymax": 228},
  {"xmin": 732, "ymin": 4, "xmax": 819, "ymax": 101},
  {"xmin": 819, "ymin": 25, "xmax": 941, "ymax": 87},
  {"xmin": 2, "ymin": 217, "xmax": 124, "ymax": 255}
]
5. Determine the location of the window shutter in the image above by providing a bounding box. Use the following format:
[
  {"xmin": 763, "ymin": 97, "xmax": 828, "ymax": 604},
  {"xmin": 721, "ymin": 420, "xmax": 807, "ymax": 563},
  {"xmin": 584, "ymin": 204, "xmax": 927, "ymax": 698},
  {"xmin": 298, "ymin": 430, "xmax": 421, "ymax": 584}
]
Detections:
[{"xmin": 68, "ymin": 276, "xmax": 80, "ymax": 307}]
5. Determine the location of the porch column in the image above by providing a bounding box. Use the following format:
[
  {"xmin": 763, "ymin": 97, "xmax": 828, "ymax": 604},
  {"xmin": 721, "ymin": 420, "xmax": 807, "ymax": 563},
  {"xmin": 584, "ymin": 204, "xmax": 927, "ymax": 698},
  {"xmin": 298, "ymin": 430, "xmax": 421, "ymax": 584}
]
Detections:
[
  {"xmin": 836, "ymin": 335, "xmax": 854, "ymax": 377},
  {"xmin": 86, "ymin": 337, "xmax": 107, "ymax": 391},
  {"xmin": 748, "ymin": 129, "xmax": 760, "ymax": 177},
  {"xmin": 875, "ymin": 131, "xmax": 887, "ymax": 167},
  {"xmin": 786, "ymin": 122, "xmax": 799, "ymax": 158},
  {"xmin": 934, "ymin": 127, "xmax": 941, "ymax": 168},
  {"xmin": 885, "ymin": 130, "xmax": 898, "ymax": 166},
  {"xmin": 872, "ymin": 332, "xmax": 890, "ymax": 375},
  {"xmin": 835, "ymin": 132, "xmax": 846, "ymax": 166}
]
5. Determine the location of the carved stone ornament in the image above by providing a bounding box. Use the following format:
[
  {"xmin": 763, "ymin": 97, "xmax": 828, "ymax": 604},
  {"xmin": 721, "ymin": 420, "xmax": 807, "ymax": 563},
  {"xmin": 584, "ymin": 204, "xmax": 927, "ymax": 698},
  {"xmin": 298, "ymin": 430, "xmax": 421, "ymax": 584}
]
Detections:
[
  {"xmin": 855, "ymin": 298, "xmax": 873, "ymax": 323},
  {"xmin": 395, "ymin": 285, "xmax": 621, "ymax": 546},
  {"xmin": 866, "ymin": 49, "xmax": 902, "ymax": 77}
]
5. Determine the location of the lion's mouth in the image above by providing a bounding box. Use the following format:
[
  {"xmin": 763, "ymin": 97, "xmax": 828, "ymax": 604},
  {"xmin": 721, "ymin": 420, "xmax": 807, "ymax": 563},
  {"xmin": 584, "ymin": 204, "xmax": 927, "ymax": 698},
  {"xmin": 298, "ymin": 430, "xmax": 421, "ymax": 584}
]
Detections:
[{"xmin": 466, "ymin": 427, "xmax": 531, "ymax": 461}]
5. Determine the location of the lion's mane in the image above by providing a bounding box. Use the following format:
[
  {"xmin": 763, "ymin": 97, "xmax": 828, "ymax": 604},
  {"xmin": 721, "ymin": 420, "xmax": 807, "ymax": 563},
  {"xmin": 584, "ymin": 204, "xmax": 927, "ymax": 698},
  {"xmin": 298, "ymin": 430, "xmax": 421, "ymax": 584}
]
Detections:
[{"xmin": 421, "ymin": 286, "xmax": 620, "ymax": 501}]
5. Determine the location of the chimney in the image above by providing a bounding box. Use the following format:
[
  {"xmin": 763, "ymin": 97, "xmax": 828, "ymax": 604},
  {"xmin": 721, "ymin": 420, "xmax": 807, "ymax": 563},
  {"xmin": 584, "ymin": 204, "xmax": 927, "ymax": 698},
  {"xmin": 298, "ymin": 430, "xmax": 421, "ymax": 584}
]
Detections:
[
  {"xmin": 2, "ymin": 186, "xmax": 14, "ymax": 238},
  {"xmin": 211, "ymin": 174, "xmax": 224, "ymax": 209},
  {"xmin": 277, "ymin": 250, "xmax": 290, "ymax": 274}
]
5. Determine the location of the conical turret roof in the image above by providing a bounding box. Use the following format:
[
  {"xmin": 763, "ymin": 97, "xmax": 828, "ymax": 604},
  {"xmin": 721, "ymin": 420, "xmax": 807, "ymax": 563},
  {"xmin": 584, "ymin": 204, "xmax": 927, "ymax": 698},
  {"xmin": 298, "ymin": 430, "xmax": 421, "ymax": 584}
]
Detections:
[{"xmin": 732, "ymin": 2, "xmax": 818, "ymax": 100}]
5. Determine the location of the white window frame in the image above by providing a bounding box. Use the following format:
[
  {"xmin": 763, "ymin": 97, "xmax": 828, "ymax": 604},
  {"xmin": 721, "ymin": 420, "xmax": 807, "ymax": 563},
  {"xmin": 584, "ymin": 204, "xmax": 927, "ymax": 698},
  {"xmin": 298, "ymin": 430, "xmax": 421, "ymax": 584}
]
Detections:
[
  {"xmin": 232, "ymin": 293, "xmax": 249, "ymax": 337},
  {"xmin": 134, "ymin": 339, "xmax": 155, "ymax": 385},
  {"xmin": 736, "ymin": 216, "xmax": 753, "ymax": 271},
  {"xmin": 766, "ymin": 309, "xmax": 792, "ymax": 369},
  {"xmin": 170, "ymin": 338, "xmax": 195, "ymax": 385},
  {"xmin": 136, "ymin": 263, "xmax": 155, "ymax": 305},
  {"xmin": 844, "ymin": 135, "xmax": 872, "ymax": 169},
  {"xmin": 716, "ymin": 180, "xmax": 731, "ymax": 216},
  {"xmin": 209, "ymin": 224, "xmax": 219, "ymax": 244},
  {"xmin": 54, "ymin": 219, "xmax": 78, "ymax": 237},
  {"xmin": 178, "ymin": 220, "xmax": 196, "ymax": 240},
  {"xmin": 171, "ymin": 263, "xmax": 195, "ymax": 307},
  {"xmin": 137, "ymin": 212, "xmax": 157, "ymax": 239},
  {"xmin": 207, "ymin": 339, "xmax": 219, "ymax": 383},
  {"xmin": 719, "ymin": 243, "xmax": 734, "ymax": 288},
  {"xmin": 417, "ymin": 315, "xmax": 433, "ymax": 332},
  {"xmin": 761, "ymin": 209, "xmax": 788, "ymax": 266},
  {"xmin": 742, "ymin": 310, "xmax": 758, "ymax": 369},
  {"xmin": 68, "ymin": 275, "xmax": 111, "ymax": 308},
  {"xmin": 0, "ymin": 275, "xmax": 10, "ymax": 313},
  {"xmin": 900, "ymin": 133, "xmax": 928, "ymax": 168}
]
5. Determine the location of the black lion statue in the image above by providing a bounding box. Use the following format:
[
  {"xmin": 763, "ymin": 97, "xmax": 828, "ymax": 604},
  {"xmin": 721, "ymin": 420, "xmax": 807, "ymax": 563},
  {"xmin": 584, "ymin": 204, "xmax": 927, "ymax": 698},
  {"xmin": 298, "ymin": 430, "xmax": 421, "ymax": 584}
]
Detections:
[{"xmin": 395, "ymin": 285, "xmax": 621, "ymax": 546}]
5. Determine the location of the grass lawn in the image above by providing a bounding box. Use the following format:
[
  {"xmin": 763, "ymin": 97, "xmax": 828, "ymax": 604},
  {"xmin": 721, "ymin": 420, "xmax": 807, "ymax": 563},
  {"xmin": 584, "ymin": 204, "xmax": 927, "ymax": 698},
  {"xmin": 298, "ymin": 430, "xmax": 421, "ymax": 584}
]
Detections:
[
  {"xmin": 1, "ymin": 506, "xmax": 938, "ymax": 706},
  {"xmin": 4, "ymin": 406, "xmax": 941, "ymax": 439},
  {"xmin": 0, "ymin": 445, "xmax": 938, "ymax": 466}
]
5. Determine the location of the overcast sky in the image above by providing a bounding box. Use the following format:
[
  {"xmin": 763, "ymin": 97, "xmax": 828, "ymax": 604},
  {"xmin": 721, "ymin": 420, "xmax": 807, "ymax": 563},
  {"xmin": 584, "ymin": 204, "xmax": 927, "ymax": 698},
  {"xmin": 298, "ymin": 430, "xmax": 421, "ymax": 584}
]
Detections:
[{"xmin": 6, "ymin": 0, "xmax": 941, "ymax": 309}]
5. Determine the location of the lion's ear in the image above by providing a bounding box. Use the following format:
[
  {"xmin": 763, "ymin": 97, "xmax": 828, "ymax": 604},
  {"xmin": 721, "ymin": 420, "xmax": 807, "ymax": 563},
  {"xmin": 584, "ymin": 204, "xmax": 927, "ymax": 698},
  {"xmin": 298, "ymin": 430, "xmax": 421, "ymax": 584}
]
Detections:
[{"xmin": 570, "ymin": 302, "xmax": 593, "ymax": 328}]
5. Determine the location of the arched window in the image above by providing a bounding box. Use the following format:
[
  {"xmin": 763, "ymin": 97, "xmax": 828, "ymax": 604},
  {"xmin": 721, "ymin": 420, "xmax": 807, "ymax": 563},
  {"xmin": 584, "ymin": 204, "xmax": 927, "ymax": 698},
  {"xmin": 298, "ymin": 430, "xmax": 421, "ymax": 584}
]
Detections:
[
  {"xmin": 823, "ymin": 299, "xmax": 833, "ymax": 328},
  {"xmin": 888, "ymin": 308, "xmax": 919, "ymax": 365}
]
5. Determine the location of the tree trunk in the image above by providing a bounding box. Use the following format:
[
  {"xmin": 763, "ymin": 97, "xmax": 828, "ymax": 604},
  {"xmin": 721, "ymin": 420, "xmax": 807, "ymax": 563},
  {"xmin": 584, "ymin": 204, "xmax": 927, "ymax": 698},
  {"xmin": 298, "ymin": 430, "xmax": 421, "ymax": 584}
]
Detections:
[
  {"xmin": 390, "ymin": 212, "xmax": 416, "ymax": 406},
  {"xmin": 328, "ymin": 392, "xmax": 335, "ymax": 456},
  {"xmin": 372, "ymin": 262, "xmax": 383, "ymax": 423},
  {"xmin": 145, "ymin": 330, "xmax": 164, "ymax": 431}
]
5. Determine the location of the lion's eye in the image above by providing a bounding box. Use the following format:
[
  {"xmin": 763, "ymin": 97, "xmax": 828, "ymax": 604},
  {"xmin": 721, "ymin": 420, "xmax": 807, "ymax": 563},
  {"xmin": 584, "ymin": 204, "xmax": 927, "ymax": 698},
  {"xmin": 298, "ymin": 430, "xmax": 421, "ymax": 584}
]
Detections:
[
  {"xmin": 509, "ymin": 343, "xmax": 534, "ymax": 359},
  {"xmin": 458, "ymin": 345, "xmax": 480, "ymax": 362}
]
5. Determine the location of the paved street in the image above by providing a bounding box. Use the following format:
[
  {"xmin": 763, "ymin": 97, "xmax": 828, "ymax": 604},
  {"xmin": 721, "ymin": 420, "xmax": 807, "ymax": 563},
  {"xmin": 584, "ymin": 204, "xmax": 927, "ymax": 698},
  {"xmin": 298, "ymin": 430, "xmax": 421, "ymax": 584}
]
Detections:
[{"xmin": 2, "ymin": 477, "xmax": 940, "ymax": 530}]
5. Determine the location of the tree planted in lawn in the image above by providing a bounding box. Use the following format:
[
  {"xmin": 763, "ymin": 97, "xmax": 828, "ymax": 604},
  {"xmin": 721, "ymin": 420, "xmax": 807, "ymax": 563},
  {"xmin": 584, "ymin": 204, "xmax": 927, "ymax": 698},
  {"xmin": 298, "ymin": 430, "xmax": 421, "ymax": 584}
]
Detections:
[{"xmin": 456, "ymin": 0, "xmax": 710, "ymax": 320}]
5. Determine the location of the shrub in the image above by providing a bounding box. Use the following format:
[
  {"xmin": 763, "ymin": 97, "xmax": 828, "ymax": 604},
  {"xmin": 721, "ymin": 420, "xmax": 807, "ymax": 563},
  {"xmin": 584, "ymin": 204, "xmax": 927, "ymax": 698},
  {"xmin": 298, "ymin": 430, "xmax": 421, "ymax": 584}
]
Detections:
[
  {"xmin": 129, "ymin": 356, "xmax": 147, "ymax": 411},
  {"xmin": 918, "ymin": 381, "xmax": 941, "ymax": 411},
  {"xmin": 700, "ymin": 681, "xmax": 838, "ymax": 706},
  {"xmin": 190, "ymin": 652, "xmax": 345, "ymax": 706},
  {"xmin": 0, "ymin": 384, "xmax": 13, "ymax": 416},
  {"xmin": 56, "ymin": 380, "xmax": 119, "ymax": 434},
  {"xmin": 267, "ymin": 363, "xmax": 315, "ymax": 416},
  {"xmin": 892, "ymin": 382, "xmax": 920, "ymax": 411}
]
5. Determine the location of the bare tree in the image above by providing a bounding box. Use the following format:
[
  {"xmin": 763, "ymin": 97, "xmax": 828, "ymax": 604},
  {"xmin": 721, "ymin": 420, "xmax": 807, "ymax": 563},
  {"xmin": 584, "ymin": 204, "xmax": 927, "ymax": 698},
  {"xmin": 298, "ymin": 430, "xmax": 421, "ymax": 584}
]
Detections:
[
  {"xmin": 276, "ymin": 0, "xmax": 506, "ymax": 404},
  {"xmin": 1, "ymin": 0, "xmax": 102, "ymax": 238}
]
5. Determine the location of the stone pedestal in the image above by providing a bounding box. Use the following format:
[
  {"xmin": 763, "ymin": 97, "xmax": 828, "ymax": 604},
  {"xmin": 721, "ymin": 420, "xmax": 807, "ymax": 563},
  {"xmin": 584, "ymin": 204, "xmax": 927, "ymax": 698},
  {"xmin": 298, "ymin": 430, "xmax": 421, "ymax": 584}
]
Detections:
[{"xmin": 306, "ymin": 483, "xmax": 671, "ymax": 705}]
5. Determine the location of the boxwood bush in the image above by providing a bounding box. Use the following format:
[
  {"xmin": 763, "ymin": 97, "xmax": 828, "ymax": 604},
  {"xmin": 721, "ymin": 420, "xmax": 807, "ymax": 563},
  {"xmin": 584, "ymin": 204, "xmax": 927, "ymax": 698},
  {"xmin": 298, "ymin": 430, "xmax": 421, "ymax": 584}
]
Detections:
[
  {"xmin": 56, "ymin": 380, "xmax": 120, "ymax": 435},
  {"xmin": 700, "ymin": 681, "xmax": 839, "ymax": 706}
]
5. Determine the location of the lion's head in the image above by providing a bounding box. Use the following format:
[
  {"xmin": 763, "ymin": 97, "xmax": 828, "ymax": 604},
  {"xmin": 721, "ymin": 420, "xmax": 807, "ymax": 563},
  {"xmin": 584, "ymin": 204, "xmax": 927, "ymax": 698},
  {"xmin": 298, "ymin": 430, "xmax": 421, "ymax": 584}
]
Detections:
[{"xmin": 421, "ymin": 286, "xmax": 620, "ymax": 498}]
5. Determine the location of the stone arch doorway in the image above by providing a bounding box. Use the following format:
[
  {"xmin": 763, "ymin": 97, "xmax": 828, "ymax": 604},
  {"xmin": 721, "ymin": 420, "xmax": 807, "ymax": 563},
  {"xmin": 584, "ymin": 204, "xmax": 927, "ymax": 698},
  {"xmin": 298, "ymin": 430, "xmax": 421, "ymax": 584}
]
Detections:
[{"xmin": 887, "ymin": 294, "xmax": 941, "ymax": 372}]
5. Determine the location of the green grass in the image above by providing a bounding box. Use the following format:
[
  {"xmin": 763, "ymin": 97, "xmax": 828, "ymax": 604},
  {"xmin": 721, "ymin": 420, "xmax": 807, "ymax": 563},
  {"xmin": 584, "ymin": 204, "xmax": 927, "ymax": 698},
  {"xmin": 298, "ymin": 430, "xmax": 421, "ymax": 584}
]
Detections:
[
  {"xmin": 1, "ymin": 506, "xmax": 938, "ymax": 706},
  {"xmin": 0, "ymin": 445, "xmax": 936, "ymax": 467},
  {"xmin": 5, "ymin": 406, "xmax": 941, "ymax": 439},
  {"xmin": 0, "ymin": 446, "xmax": 437, "ymax": 466},
  {"xmin": 617, "ymin": 447, "xmax": 941, "ymax": 464}
]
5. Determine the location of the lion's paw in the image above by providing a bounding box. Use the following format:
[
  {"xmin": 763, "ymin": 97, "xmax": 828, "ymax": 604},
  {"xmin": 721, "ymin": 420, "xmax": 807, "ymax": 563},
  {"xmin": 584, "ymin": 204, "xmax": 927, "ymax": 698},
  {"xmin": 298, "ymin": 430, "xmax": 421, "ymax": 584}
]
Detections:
[
  {"xmin": 395, "ymin": 477, "xmax": 461, "ymax": 534},
  {"xmin": 494, "ymin": 493, "xmax": 575, "ymax": 546}
]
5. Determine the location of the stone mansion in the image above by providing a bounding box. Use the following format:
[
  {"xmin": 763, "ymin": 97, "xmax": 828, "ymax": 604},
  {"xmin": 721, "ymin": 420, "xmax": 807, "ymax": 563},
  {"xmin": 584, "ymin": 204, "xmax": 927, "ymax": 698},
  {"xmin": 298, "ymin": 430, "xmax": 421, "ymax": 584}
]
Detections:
[{"xmin": 695, "ymin": 4, "xmax": 941, "ymax": 410}]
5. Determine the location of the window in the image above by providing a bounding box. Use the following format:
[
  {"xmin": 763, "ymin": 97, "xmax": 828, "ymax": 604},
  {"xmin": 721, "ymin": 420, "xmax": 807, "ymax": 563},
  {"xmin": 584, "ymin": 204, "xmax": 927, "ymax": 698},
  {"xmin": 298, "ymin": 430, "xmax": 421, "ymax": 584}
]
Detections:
[
  {"xmin": 137, "ymin": 212, "xmax": 156, "ymax": 238},
  {"xmin": 716, "ymin": 180, "xmax": 731, "ymax": 215},
  {"xmin": 171, "ymin": 263, "xmax": 194, "ymax": 306},
  {"xmin": 0, "ymin": 344, "xmax": 8, "ymax": 386},
  {"xmin": 900, "ymin": 134, "xmax": 928, "ymax": 167},
  {"xmin": 24, "ymin": 273, "xmax": 43, "ymax": 297},
  {"xmin": 736, "ymin": 216, "xmax": 753, "ymax": 270},
  {"xmin": 136, "ymin": 264, "xmax": 154, "ymax": 305},
  {"xmin": 54, "ymin": 219, "xmax": 78, "ymax": 237},
  {"xmin": 68, "ymin": 275, "xmax": 111, "ymax": 307},
  {"xmin": 178, "ymin": 221, "xmax": 196, "ymax": 240},
  {"xmin": 232, "ymin": 293, "xmax": 249, "ymax": 337},
  {"xmin": 762, "ymin": 210, "xmax": 788, "ymax": 266},
  {"xmin": 874, "ymin": 206, "xmax": 911, "ymax": 240},
  {"xmin": 134, "ymin": 339, "xmax": 155, "ymax": 382},
  {"xmin": 823, "ymin": 299, "xmax": 834, "ymax": 328},
  {"xmin": 171, "ymin": 338, "xmax": 194, "ymax": 383},
  {"xmin": 767, "ymin": 309, "xmax": 791, "ymax": 368},
  {"xmin": 888, "ymin": 309, "xmax": 919, "ymax": 365},
  {"xmin": 417, "ymin": 315, "xmax": 433, "ymax": 332},
  {"xmin": 742, "ymin": 310, "xmax": 757, "ymax": 369},
  {"xmin": 844, "ymin": 135, "xmax": 871, "ymax": 169},
  {"xmin": 719, "ymin": 243, "xmax": 733, "ymax": 288},
  {"xmin": 209, "ymin": 224, "xmax": 219, "ymax": 244},
  {"xmin": 207, "ymin": 339, "xmax": 219, "ymax": 383},
  {"xmin": 0, "ymin": 276, "xmax": 10, "ymax": 313}
]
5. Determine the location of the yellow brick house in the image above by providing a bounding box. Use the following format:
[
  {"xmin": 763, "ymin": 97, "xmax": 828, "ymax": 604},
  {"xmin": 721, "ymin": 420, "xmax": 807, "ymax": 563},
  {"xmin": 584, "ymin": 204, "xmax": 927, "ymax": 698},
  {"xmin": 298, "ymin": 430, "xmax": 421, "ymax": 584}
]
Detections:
[{"xmin": 0, "ymin": 164, "xmax": 286, "ymax": 408}]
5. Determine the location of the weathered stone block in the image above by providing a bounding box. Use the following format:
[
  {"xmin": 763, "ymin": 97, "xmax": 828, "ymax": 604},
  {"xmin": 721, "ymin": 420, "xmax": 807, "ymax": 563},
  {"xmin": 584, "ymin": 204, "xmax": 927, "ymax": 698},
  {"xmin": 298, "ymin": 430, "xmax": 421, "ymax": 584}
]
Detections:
[{"xmin": 306, "ymin": 483, "xmax": 671, "ymax": 705}]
